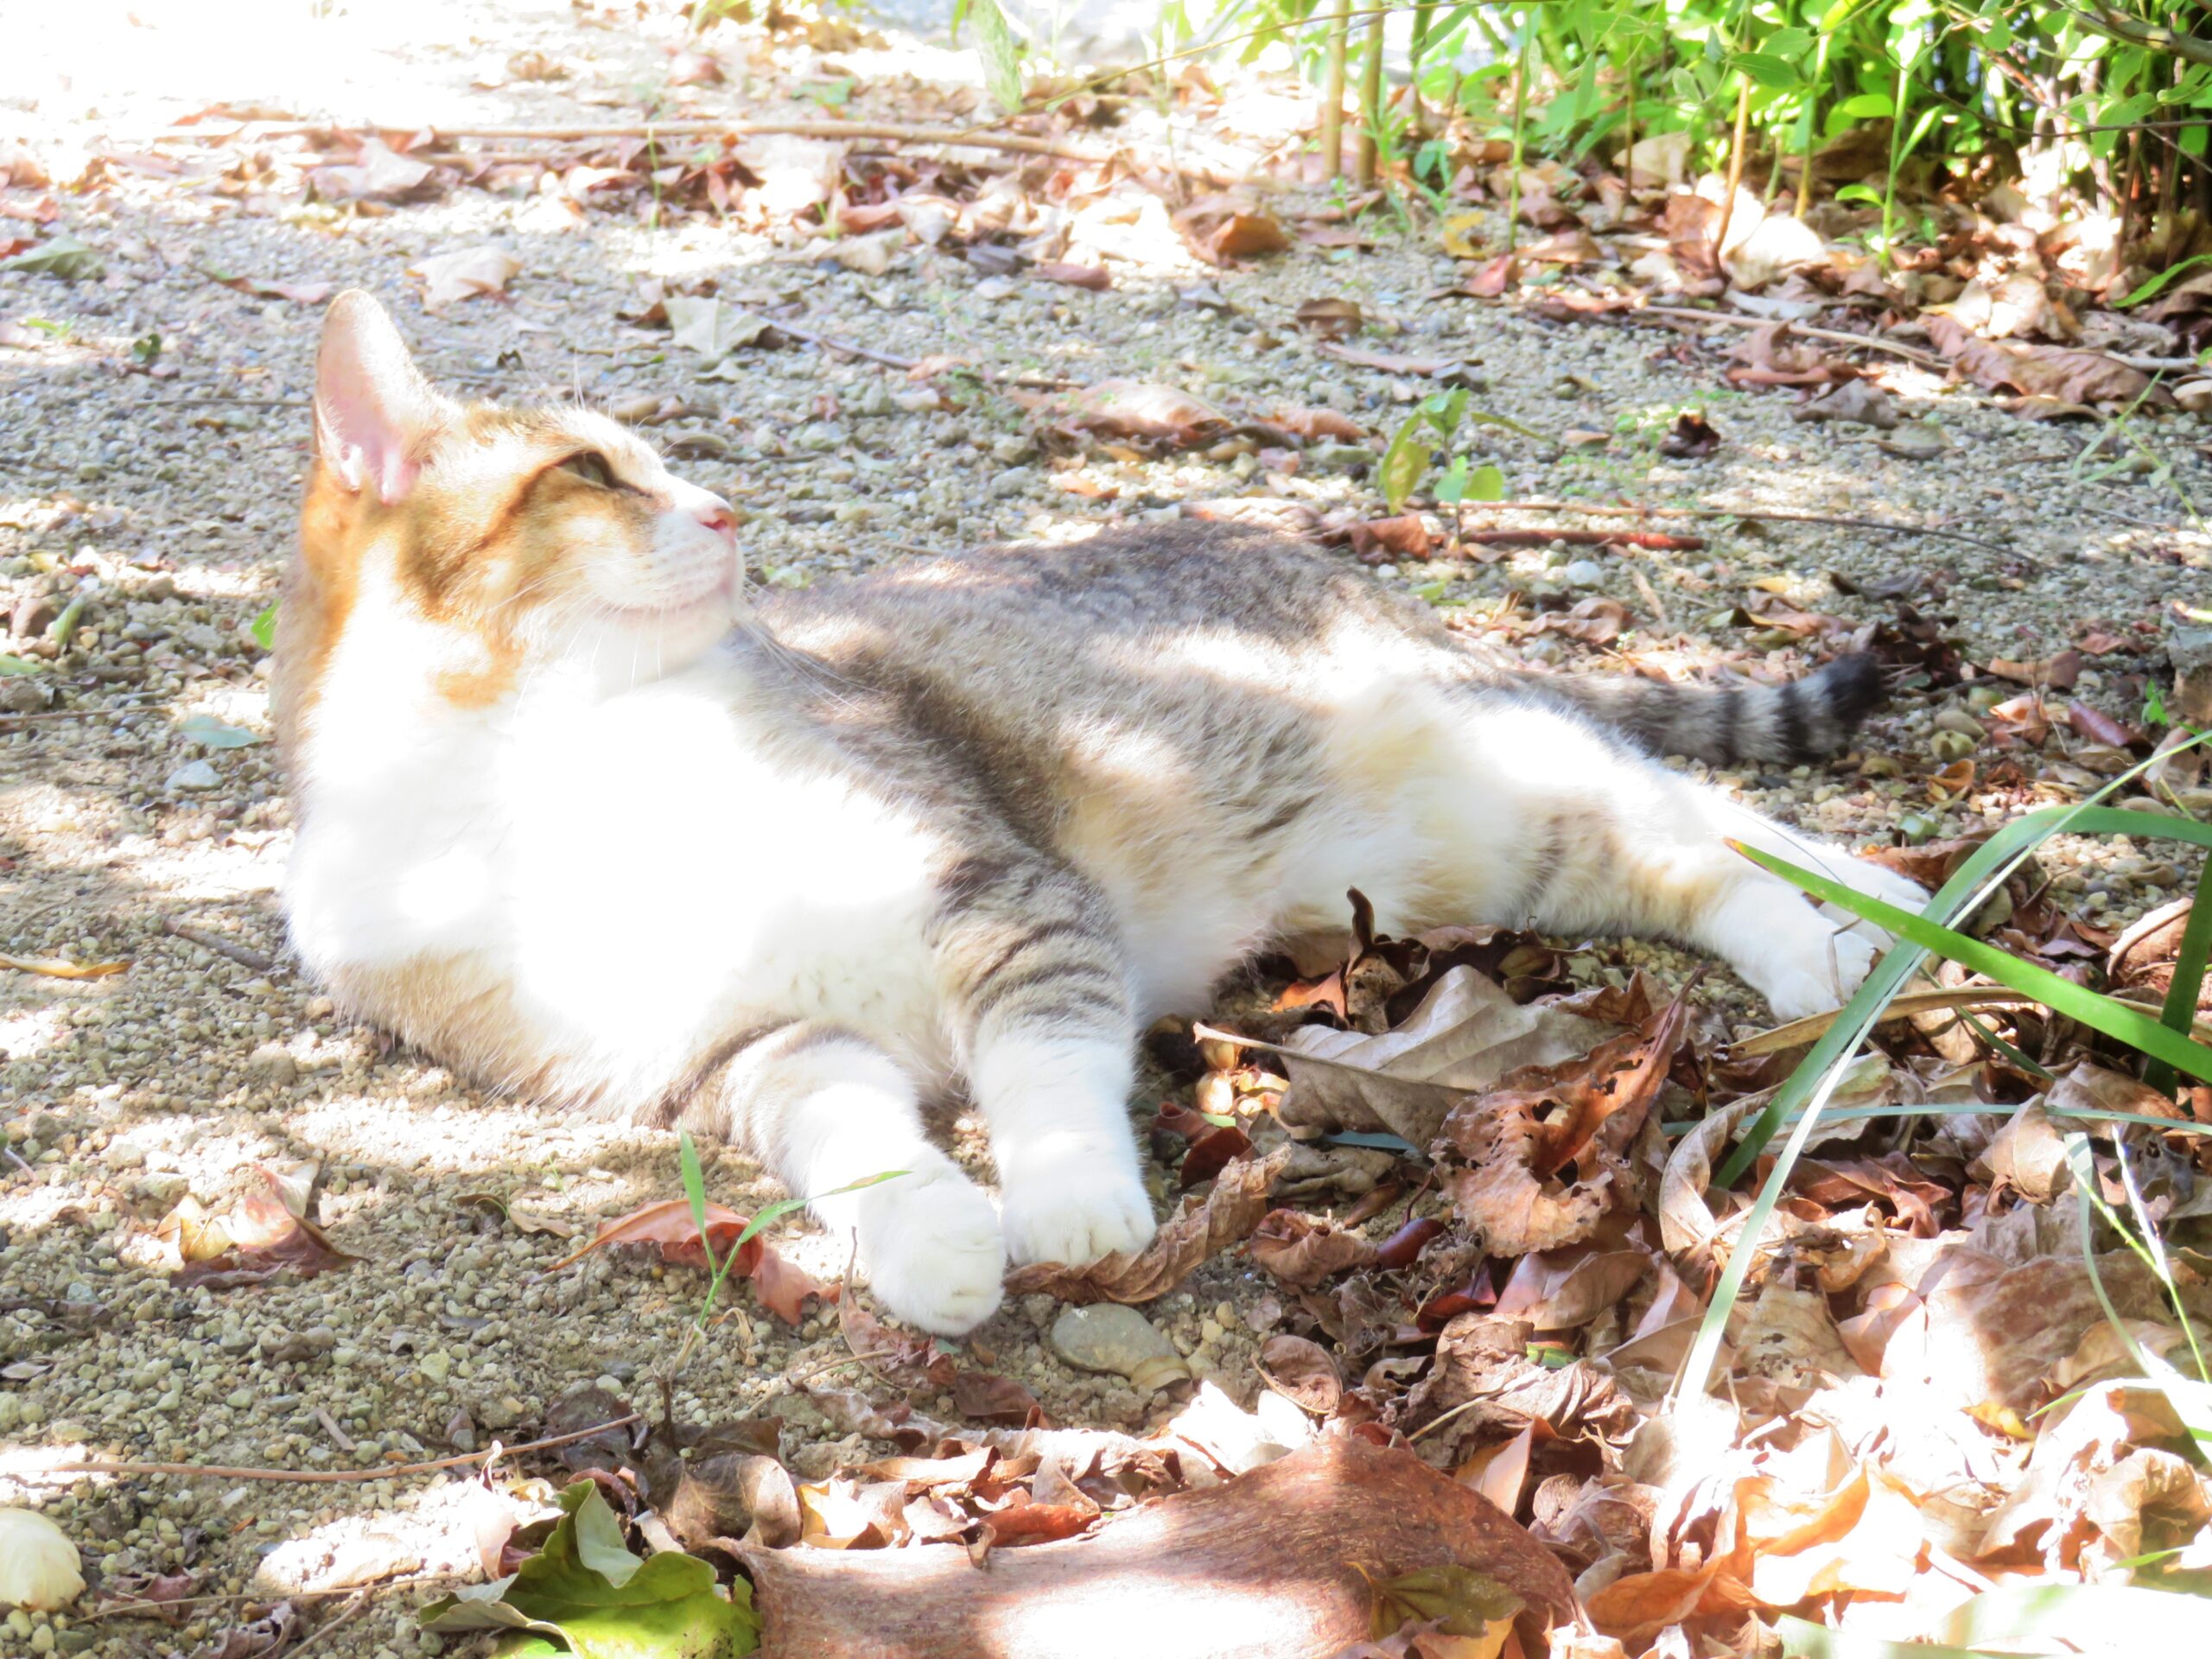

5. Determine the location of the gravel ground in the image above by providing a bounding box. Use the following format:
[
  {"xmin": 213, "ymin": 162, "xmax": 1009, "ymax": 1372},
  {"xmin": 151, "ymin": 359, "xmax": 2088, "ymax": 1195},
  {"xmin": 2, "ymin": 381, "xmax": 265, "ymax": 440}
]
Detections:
[{"xmin": 4, "ymin": 3, "xmax": 2210, "ymax": 1656}]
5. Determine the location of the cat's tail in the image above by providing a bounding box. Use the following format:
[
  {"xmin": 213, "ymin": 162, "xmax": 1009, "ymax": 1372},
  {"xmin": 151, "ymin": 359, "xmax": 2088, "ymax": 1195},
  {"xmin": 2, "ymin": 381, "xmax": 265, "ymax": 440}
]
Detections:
[{"xmin": 1530, "ymin": 653, "xmax": 1885, "ymax": 766}]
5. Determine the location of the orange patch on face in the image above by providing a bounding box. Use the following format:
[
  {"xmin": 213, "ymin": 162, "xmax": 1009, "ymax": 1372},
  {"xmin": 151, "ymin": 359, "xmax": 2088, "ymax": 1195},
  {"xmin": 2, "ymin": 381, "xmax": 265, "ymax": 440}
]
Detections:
[{"xmin": 274, "ymin": 398, "xmax": 676, "ymax": 757}]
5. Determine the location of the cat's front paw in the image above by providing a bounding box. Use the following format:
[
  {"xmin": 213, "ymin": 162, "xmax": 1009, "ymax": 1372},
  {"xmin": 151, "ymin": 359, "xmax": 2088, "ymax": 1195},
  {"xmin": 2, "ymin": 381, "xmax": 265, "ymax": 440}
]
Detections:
[
  {"xmin": 1001, "ymin": 1145, "xmax": 1156, "ymax": 1267},
  {"xmin": 855, "ymin": 1169, "xmax": 1006, "ymax": 1336}
]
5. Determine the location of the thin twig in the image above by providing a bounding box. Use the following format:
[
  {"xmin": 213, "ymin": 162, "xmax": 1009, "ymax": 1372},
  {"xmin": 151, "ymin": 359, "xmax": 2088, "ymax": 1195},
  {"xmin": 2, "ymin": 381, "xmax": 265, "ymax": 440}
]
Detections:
[
  {"xmin": 1459, "ymin": 498, "xmax": 2012, "ymax": 553},
  {"xmin": 154, "ymin": 118, "xmax": 1116, "ymax": 164},
  {"xmin": 284, "ymin": 1591, "xmax": 374, "ymax": 1659},
  {"xmin": 85, "ymin": 1574, "xmax": 468, "ymax": 1621},
  {"xmin": 1459, "ymin": 527, "xmax": 1707, "ymax": 550},
  {"xmin": 767, "ymin": 318, "xmax": 1070, "ymax": 390},
  {"xmin": 1629, "ymin": 304, "xmax": 1948, "ymax": 368},
  {"xmin": 36, "ymin": 1413, "xmax": 643, "ymax": 1484},
  {"xmin": 162, "ymin": 918, "xmax": 276, "ymax": 974}
]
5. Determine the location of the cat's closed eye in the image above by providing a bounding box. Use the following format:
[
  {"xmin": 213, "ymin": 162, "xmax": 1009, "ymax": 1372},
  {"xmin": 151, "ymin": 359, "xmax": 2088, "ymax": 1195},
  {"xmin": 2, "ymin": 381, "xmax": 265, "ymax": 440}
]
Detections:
[{"xmin": 558, "ymin": 450, "xmax": 618, "ymax": 489}]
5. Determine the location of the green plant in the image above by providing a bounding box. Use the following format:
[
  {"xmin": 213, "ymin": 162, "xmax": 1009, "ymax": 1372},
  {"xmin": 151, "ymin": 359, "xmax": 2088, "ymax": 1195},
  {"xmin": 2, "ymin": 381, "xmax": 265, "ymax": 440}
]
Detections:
[
  {"xmin": 1070, "ymin": 0, "xmax": 2212, "ymax": 273},
  {"xmin": 668, "ymin": 1130, "xmax": 902, "ymax": 1374}
]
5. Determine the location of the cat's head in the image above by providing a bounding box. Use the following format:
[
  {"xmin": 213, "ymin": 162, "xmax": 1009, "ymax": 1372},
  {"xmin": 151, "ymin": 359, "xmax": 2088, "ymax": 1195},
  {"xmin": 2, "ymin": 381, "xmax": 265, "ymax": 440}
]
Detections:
[{"xmin": 277, "ymin": 289, "xmax": 741, "ymax": 736}]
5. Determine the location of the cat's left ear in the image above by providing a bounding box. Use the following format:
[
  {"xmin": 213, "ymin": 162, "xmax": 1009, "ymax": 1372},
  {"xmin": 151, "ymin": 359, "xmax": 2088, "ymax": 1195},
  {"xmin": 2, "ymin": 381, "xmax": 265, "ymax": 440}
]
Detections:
[{"xmin": 314, "ymin": 290, "xmax": 448, "ymax": 505}]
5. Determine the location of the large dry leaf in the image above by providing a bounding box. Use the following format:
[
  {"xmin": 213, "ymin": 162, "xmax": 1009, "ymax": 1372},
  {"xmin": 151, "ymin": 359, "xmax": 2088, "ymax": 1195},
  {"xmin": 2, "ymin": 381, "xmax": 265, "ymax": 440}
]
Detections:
[
  {"xmin": 309, "ymin": 137, "xmax": 435, "ymax": 203},
  {"xmin": 549, "ymin": 1197, "xmax": 834, "ymax": 1325},
  {"xmin": 1439, "ymin": 987, "xmax": 1689, "ymax": 1255},
  {"xmin": 1730, "ymin": 1465, "xmax": 1923, "ymax": 1605},
  {"xmin": 1923, "ymin": 315, "xmax": 2158, "ymax": 406},
  {"xmin": 1065, "ymin": 379, "xmax": 1230, "ymax": 447},
  {"xmin": 1236, "ymin": 966, "xmax": 1633, "ymax": 1146},
  {"xmin": 1004, "ymin": 1150, "xmax": 1285, "ymax": 1305},
  {"xmin": 1247, "ymin": 1209, "xmax": 1379, "ymax": 1289},
  {"xmin": 1400, "ymin": 1314, "xmax": 1637, "ymax": 1458},
  {"xmin": 408, "ymin": 247, "xmax": 518, "ymax": 311},
  {"xmin": 841, "ymin": 1296, "xmax": 957, "ymax": 1392},
  {"xmin": 740, "ymin": 1435, "xmax": 1577, "ymax": 1659},
  {"xmin": 1885, "ymin": 1251, "xmax": 2196, "ymax": 1409},
  {"xmin": 1491, "ymin": 1249, "xmax": 1649, "ymax": 1332}
]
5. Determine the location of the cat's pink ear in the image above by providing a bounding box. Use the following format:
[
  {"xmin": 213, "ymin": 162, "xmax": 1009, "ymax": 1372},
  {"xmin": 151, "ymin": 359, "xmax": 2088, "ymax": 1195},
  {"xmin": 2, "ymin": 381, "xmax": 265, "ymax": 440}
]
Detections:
[{"xmin": 314, "ymin": 290, "xmax": 447, "ymax": 505}]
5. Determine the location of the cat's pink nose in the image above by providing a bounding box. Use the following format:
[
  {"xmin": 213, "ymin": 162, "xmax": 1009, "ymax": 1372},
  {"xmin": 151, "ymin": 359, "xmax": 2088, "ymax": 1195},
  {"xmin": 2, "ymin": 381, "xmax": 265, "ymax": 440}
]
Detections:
[{"xmin": 695, "ymin": 502, "xmax": 736, "ymax": 540}]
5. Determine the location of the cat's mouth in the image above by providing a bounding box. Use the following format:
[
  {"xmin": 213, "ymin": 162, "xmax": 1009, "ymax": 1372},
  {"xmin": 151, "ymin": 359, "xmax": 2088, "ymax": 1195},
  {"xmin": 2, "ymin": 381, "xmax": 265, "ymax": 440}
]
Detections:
[{"xmin": 613, "ymin": 558, "xmax": 739, "ymax": 621}]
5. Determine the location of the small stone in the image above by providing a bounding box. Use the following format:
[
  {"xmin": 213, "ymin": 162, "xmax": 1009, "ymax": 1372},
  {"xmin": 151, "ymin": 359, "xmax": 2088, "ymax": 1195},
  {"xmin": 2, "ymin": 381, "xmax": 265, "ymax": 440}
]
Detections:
[
  {"xmin": 245, "ymin": 1046, "xmax": 298, "ymax": 1087},
  {"xmin": 1562, "ymin": 559, "xmax": 1605, "ymax": 589},
  {"xmin": 1929, "ymin": 728, "xmax": 1979, "ymax": 762},
  {"xmin": 1048, "ymin": 1304, "xmax": 1192, "ymax": 1393},
  {"xmin": 165, "ymin": 760, "xmax": 220, "ymax": 791}
]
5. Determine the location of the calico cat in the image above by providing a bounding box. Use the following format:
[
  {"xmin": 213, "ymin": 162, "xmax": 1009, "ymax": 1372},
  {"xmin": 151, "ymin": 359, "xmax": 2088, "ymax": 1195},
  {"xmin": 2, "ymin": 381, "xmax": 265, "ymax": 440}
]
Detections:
[{"xmin": 276, "ymin": 291, "xmax": 1924, "ymax": 1334}]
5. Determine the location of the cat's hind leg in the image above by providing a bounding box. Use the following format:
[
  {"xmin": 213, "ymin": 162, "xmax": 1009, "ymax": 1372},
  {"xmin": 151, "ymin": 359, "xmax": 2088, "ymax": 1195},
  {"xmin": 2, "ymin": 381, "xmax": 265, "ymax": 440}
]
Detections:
[
  {"xmin": 1411, "ymin": 696, "xmax": 1925, "ymax": 1020},
  {"xmin": 682, "ymin": 1022, "xmax": 1005, "ymax": 1335}
]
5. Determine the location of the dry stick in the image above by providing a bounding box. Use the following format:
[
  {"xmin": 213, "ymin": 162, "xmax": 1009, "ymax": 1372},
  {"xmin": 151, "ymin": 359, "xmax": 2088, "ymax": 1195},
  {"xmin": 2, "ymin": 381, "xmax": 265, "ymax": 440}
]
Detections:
[
  {"xmin": 36, "ymin": 1413, "xmax": 645, "ymax": 1484},
  {"xmin": 1711, "ymin": 74, "xmax": 1754, "ymax": 260},
  {"xmin": 1461, "ymin": 498, "xmax": 2012, "ymax": 554},
  {"xmin": 1628, "ymin": 304, "xmax": 1947, "ymax": 368},
  {"xmin": 765, "ymin": 318, "xmax": 1068, "ymax": 391},
  {"xmin": 156, "ymin": 118, "xmax": 1112, "ymax": 166},
  {"xmin": 161, "ymin": 918, "xmax": 276, "ymax": 974},
  {"xmin": 1459, "ymin": 527, "xmax": 1707, "ymax": 550},
  {"xmin": 1320, "ymin": 0, "xmax": 1351, "ymax": 181}
]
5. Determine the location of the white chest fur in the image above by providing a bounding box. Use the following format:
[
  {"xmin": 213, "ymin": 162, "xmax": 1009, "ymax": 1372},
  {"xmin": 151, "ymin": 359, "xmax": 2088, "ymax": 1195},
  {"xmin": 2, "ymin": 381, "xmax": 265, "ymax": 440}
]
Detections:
[{"xmin": 285, "ymin": 624, "xmax": 950, "ymax": 1081}]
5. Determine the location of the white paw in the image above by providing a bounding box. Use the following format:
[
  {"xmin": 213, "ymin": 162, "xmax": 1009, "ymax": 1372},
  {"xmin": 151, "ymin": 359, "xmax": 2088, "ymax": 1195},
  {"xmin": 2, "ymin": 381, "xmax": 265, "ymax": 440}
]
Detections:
[
  {"xmin": 1753, "ymin": 925, "xmax": 1878, "ymax": 1021},
  {"xmin": 1000, "ymin": 1141, "xmax": 1157, "ymax": 1267},
  {"xmin": 855, "ymin": 1169, "xmax": 1006, "ymax": 1336}
]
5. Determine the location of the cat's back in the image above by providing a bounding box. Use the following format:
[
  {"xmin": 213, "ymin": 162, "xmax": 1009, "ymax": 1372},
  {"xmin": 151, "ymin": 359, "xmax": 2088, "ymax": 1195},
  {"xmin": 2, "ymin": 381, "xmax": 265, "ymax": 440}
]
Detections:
[{"xmin": 753, "ymin": 518, "xmax": 1467, "ymax": 696}]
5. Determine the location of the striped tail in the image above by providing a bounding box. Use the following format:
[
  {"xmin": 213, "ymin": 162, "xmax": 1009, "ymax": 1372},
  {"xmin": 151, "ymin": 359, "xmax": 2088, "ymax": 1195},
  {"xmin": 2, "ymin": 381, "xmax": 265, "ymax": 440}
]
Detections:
[{"xmin": 1533, "ymin": 653, "xmax": 1885, "ymax": 766}]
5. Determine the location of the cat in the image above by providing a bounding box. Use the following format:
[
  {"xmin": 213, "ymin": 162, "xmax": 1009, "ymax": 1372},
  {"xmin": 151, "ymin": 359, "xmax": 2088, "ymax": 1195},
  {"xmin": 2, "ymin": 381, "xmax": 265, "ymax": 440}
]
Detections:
[{"xmin": 275, "ymin": 290, "xmax": 1926, "ymax": 1335}]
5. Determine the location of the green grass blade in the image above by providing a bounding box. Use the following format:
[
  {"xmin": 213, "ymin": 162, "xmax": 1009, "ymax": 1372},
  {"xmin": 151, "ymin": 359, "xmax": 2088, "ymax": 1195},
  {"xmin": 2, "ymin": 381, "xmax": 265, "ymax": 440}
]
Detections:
[
  {"xmin": 677, "ymin": 1128, "xmax": 720, "ymax": 1276},
  {"xmin": 1718, "ymin": 803, "xmax": 2212, "ymax": 1188},
  {"xmin": 1681, "ymin": 797, "xmax": 2212, "ymax": 1407},
  {"xmin": 2145, "ymin": 854, "xmax": 2212, "ymax": 1094},
  {"xmin": 1736, "ymin": 842, "xmax": 2212, "ymax": 1086}
]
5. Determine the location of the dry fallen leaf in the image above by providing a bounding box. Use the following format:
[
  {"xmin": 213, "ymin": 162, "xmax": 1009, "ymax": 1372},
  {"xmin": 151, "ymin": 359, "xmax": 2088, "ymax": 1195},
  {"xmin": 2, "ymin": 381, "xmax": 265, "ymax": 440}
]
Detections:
[
  {"xmin": 1924, "ymin": 315, "xmax": 2159, "ymax": 407},
  {"xmin": 1230, "ymin": 965, "xmax": 1637, "ymax": 1147},
  {"xmin": 1004, "ymin": 1149, "xmax": 1286, "ymax": 1305},
  {"xmin": 1350, "ymin": 514, "xmax": 1435, "ymax": 564},
  {"xmin": 408, "ymin": 246, "xmax": 519, "ymax": 311},
  {"xmin": 841, "ymin": 1296, "xmax": 957, "ymax": 1393},
  {"xmin": 1257, "ymin": 1334, "xmax": 1342, "ymax": 1415},
  {"xmin": 1440, "ymin": 986, "xmax": 1690, "ymax": 1255},
  {"xmin": 1271, "ymin": 405, "xmax": 1367, "ymax": 443},
  {"xmin": 1248, "ymin": 1209, "xmax": 1380, "ymax": 1289},
  {"xmin": 740, "ymin": 1435, "xmax": 1577, "ymax": 1658},
  {"xmin": 548, "ymin": 1196, "xmax": 834, "ymax": 1325},
  {"xmin": 1065, "ymin": 378, "xmax": 1230, "ymax": 448}
]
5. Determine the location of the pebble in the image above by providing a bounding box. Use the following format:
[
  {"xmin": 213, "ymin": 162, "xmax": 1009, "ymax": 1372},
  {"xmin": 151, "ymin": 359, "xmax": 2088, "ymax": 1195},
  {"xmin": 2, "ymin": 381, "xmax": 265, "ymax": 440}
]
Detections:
[
  {"xmin": 1562, "ymin": 559, "xmax": 1605, "ymax": 589},
  {"xmin": 164, "ymin": 760, "xmax": 220, "ymax": 791},
  {"xmin": 1048, "ymin": 1304, "xmax": 1192, "ymax": 1393}
]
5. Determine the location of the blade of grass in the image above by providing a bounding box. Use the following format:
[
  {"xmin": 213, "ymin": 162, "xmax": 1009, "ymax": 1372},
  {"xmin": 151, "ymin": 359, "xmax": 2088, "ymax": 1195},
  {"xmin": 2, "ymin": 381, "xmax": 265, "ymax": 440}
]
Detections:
[
  {"xmin": 1681, "ymin": 793, "xmax": 2212, "ymax": 1406},
  {"xmin": 2145, "ymin": 855, "xmax": 2212, "ymax": 1095},
  {"xmin": 1734, "ymin": 842, "xmax": 2212, "ymax": 1087},
  {"xmin": 2113, "ymin": 1134, "xmax": 2212, "ymax": 1381},
  {"xmin": 1721, "ymin": 799, "xmax": 2212, "ymax": 1187}
]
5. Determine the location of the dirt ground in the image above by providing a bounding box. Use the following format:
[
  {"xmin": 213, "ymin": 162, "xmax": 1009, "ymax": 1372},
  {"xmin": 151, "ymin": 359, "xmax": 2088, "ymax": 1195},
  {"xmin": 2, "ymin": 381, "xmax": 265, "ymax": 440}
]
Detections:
[{"xmin": 3, "ymin": 3, "xmax": 2209, "ymax": 1656}]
